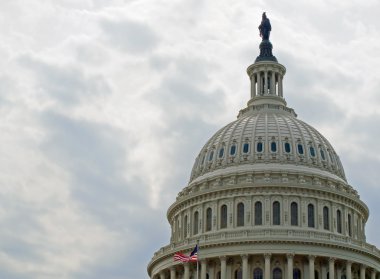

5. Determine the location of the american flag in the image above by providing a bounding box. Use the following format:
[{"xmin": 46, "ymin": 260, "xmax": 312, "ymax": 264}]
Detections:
[{"xmin": 173, "ymin": 245, "xmax": 198, "ymax": 262}]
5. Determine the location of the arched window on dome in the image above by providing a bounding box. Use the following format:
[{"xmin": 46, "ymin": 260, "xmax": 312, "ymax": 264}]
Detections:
[
  {"xmin": 348, "ymin": 213, "xmax": 352, "ymax": 237},
  {"xmin": 221, "ymin": 205, "xmax": 227, "ymax": 229},
  {"xmin": 323, "ymin": 206, "xmax": 330, "ymax": 230},
  {"xmin": 206, "ymin": 207, "xmax": 212, "ymax": 232},
  {"xmin": 193, "ymin": 211, "xmax": 199, "ymax": 235},
  {"xmin": 206, "ymin": 274, "xmax": 209, "ymax": 279},
  {"xmin": 257, "ymin": 142, "xmax": 263, "ymax": 153},
  {"xmin": 254, "ymin": 268, "xmax": 263, "ymax": 279},
  {"xmin": 243, "ymin": 143, "xmax": 249, "ymax": 154},
  {"xmin": 320, "ymin": 148, "xmax": 326, "ymax": 160},
  {"xmin": 337, "ymin": 209, "xmax": 342, "ymax": 234},
  {"xmin": 273, "ymin": 201, "xmax": 281, "ymax": 225},
  {"xmin": 217, "ymin": 271, "xmax": 221, "ymax": 279},
  {"xmin": 315, "ymin": 271, "xmax": 319, "ymax": 279},
  {"xmin": 184, "ymin": 215, "xmax": 188, "ymax": 237},
  {"xmin": 234, "ymin": 268, "xmax": 242, "ymax": 279},
  {"xmin": 284, "ymin": 142, "xmax": 291, "ymax": 153},
  {"xmin": 237, "ymin": 202, "xmax": 244, "ymax": 227},
  {"xmin": 219, "ymin": 147, "xmax": 225, "ymax": 158},
  {"xmin": 230, "ymin": 145, "xmax": 237, "ymax": 156},
  {"xmin": 291, "ymin": 202, "xmax": 298, "ymax": 226},
  {"xmin": 309, "ymin": 146, "xmax": 316, "ymax": 157},
  {"xmin": 297, "ymin": 144, "xmax": 304, "ymax": 155},
  {"xmin": 294, "ymin": 268, "xmax": 301, "ymax": 279},
  {"xmin": 271, "ymin": 141, "xmax": 277, "ymax": 152},
  {"xmin": 273, "ymin": 268, "xmax": 282, "ymax": 279},
  {"xmin": 209, "ymin": 151, "xmax": 214, "ymax": 161},
  {"xmin": 255, "ymin": 201, "xmax": 263, "ymax": 225},
  {"xmin": 201, "ymin": 154, "xmax": 206, "ymax": 165},
  {"xmin": 308, "ymin": 204, "xmax": 315, "ymax": 228}
]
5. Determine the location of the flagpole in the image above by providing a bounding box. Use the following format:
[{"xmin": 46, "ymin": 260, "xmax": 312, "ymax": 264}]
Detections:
[{"xmin": 197, "ymin": 240, "xmax": 199, "ymax": 279}]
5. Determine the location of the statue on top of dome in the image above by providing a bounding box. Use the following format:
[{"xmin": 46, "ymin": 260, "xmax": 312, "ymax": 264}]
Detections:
[{"xmin": 258, "ymin": 12, "xmax": 271, "ymax": 40}]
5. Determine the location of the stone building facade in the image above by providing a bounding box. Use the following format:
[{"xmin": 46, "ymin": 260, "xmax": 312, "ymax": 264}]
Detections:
[{"xmin": 147, "ymin": 25, "xmax": 380, "ymax": 279}]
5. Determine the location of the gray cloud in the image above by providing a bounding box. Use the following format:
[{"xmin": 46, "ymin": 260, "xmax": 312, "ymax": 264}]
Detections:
[
  {"xmin": 101, "ymin": 18, "xmax": 159, "ymax": 53},
  {"xmin": 18, "ymin": 55, "xmax": 111, "ymax": 106}
]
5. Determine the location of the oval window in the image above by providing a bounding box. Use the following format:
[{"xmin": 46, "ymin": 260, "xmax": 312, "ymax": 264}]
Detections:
[
  {"xmin": 257, "ymin": 142, "xmax": 263, "ymax": 152},
  {"xmin": 271, "ymin": 142, "xmax": 277, "ymax": 152},
  {"xmin": 209, "ymin": 151, "xmax": 214, "ymax": 161},
  {"xmin": 284, "ymin": 142, "xmax": 291, "ymax": 153},
  {"xmin": 230, "ymin": 145, "xmax": 236, "ymax": 156},
  {"xmin": 243, "ymin": 143, "xmax": 249, "ymax": 153},
  {"xmin": 219, "ymin": 147, "xmax": 224, "ymax": 158},
  {"xmin": 297, "ymin": 144, "xmax": 304, "ymax": 155},
  {"xmin": 310, "ymin": 146, "xmax": 315, "ymax": 157}
]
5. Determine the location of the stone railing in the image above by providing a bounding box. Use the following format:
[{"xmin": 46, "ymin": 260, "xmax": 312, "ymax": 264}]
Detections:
[{"xmin": 150, "ymin": 228, "xmax": 380, "ymax": 263}]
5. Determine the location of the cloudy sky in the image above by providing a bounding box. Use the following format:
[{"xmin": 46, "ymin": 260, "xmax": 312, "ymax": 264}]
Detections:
[{"xmin": 0, "ymin": 0, "xmax": 380, "ymax": 278}]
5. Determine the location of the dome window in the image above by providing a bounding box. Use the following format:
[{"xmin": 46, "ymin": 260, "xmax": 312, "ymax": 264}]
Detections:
[
  {"xmin": 218, "ymin": 147, "xmax": 224, "ymax": 158},
  {"xmin": 208, "ymin": 151, "xmax": 214, "ymax": 161},
  {"xmin": 271, "ymin": 142, "xmax": 277, "ymax": 152},
  {"xmin": 297, "ymin": 144, "xmax": 304, "ymax": 155},
  {"xmin": 309, "ymin": 146, "xmax": 316, "ymax": 157},
  {"xmin": 201, "ymin": 155, "xmax": 205, "ymax": 165},
  {"xmin": 243, "ymin": 143, "xmax": 249, "ymax": 154},
  {"xmin": 230, "ymin": 145, "xmax": 237, "ymax": 156},
  {"xmin": 284, "ymin": 142, "xmax": 291, "ymax": 153},
  {"xmin": 320, "ymin": 149, "xmax": 326, "ymax": 160},
  {"xmin": 257, "ymin": 142, "xmax": 263, "ymax": 153}
]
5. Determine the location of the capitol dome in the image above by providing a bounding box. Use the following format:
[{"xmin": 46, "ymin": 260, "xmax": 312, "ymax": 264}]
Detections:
[
  {"xmin": 148, "ymin": 14, "xmax": 380, "ymax": 279},
  {"xmin": 189, "ymin": 99, "xmax": 346, "ymax": 184}
]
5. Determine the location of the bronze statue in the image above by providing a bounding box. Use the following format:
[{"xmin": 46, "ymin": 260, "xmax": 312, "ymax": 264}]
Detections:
[{"xmin": 258, "ymin": 12, "xmax": 271, "ymax": 40}]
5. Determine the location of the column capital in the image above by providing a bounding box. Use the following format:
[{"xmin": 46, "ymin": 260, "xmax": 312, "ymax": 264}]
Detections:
[
  {"xmin": 329, "ymin": 257, "xmax": 336, "ymax": 263},
  {"xmin": 241, "ymin": 254, "xmax": 249, "ymax": 260},
  {"xmin": 220, "ymin": 256, "xmax": 227, "ymax": 262},
  {"xmin": 264, "ymin": 253, "xmax": 272, "ymax": 260},
  {"xmin": 361, "ymin": 264, "xmax": 367, "ymax": 269},
  {"xmin": 286, "ymin": 253, "xmax": 295, "ymax": 259},
  {"xmin": 200, "ymin": 259, "xmax": 207, "ymax": 264},
  {"xmin": 170, "ymin": 266, "xmax": 176, "ymax": 272},
  {"xmin": 308, "ymin": 255, "xmax": 316, "ymax": 261},
  {"xmin": 346, "ymin": 261, "xmax": 352, "ymax": 266}
]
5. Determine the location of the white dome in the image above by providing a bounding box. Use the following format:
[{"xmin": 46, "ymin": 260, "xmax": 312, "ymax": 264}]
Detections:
[{"xmin": 190, "ymin": 100, "xmax": 346, "ymax": 184}]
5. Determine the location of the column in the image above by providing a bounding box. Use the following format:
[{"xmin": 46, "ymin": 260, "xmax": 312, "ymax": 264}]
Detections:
[
  {"xmin": 271, "ymin": 72, "xmax": 275, "ymax": 95},
  {"xmin": 201, "ymin": 260, "xmax": 207, "ymax": 279},
  {"xmin": 337, "ymin": 266, "xmax": 342, "ymax": 279},
  {"xmin": 220, "ymin": 256, "xmax": 227, "ymax": 279},
  {"xmin": 264, "ymin": 254, "xmax": 271, "ymax": 279},
  {"xmin": 184, "ymin": 263, "xmax": 190, "ymax": 279},
  {"xmin": 264, "ymin": 71, "xmax": 268, "ymax": 95},
  {"xmin": 329, "ymin": 258, "xmax": 335, "ymax": 279},
  {"xmin": 346, "ymin": 261, "xmax": 352, "ymax": 279},
  {"xmin": 257, "ymin": 72, "xmax": 262, "ymax": 95},
  {"xmin": 160, "ymin": 271, "xmax": 166, "ymax": 279},
  {"xmin": 170, "ymin": 267, "xmax": 176, "ymax": 279},
  {"xmin": 287, "ymin": 254, "xmax": 294, "ymax": 279},
  {"xmin": 360, "ymin": 265, "xmax": 366, "ymax": 279},
  {"xmin": 251, "ymin": 74, "xmax": 256, "ymax": 98},
  {"xmin": 309, "ymin": 255, "xmax": 315, "ymax": 279},
  {"xmin": 371, "ymin": 269, "xmax": 376, "ymax": 279},
  {"xmin": 242, "ymin": 254, "xmax": 248, "ymax": 279},
  {"xmin": 209, "ymin": 262, "xmax": 215, "ymax": 279},
  {"xmin": 279, "ymin": 76, "xmax": 283, "ymax": 97}
]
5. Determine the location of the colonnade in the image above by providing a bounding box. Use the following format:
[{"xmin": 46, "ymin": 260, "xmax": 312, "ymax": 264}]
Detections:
[
  {"xmin": 154, "ymin": 254, "xmax": 378, "ymax": 279},
  {"xmin": 250, "ymin": 70, "xmax": 283, "ymax": 98}
]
